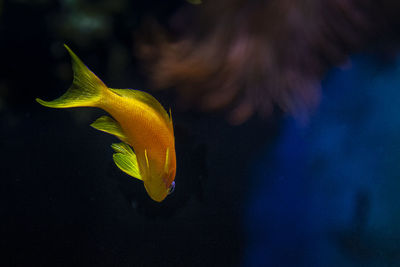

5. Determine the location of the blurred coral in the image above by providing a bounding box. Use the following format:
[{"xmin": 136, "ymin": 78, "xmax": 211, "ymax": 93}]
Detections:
[{"xmin": 138, "ymin": 0, "xmax": 389, "ymax": 124}]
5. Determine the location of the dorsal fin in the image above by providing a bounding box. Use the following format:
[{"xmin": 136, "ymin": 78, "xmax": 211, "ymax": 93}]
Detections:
[
  {"xmin": 169, "ymin": 108, "xmax": 174, "ymax": 132},
  {"xmin": 110, "ymin": 88, "xmax": 173, "ymax": 131}
]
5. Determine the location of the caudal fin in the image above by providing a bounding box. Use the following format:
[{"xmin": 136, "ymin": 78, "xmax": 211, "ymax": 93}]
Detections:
[{"xmin": 36, "ymin": 44, "xmax": 106, "ymax": 108}]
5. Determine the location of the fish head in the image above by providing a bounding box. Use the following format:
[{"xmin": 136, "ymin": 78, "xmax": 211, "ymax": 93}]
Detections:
[
  {"xmin": 143, "ymin": 148, "xmax": 176, "ymax": 202},
  {"xmin": 143, "ymin": 168, "xmax": 176, "ymax": 202}
]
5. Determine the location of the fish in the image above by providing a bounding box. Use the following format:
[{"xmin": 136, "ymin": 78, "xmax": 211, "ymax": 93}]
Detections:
[{"xmin": 36, "ymin": 45, "xmax": 176, "ymax": 202}]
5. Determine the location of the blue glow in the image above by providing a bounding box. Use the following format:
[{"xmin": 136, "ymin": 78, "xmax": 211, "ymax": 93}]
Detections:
[{"xmin": 244, "ymin": 54, "xmax": 400, "ymax": 266}]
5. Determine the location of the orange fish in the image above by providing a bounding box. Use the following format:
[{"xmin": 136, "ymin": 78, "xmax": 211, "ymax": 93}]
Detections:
[{"xmin": 37, "ymin": 45, "xmax": 176, "ymax": 202}]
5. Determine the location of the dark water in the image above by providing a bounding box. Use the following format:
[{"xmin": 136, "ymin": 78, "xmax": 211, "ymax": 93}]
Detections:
[
  {"xmin": 244, "ymin": 56, "xmax": 400, "ymax": 267},
  {"xmin": 2, "ymin": 1, "xmax": 400, "ymax": 266}
]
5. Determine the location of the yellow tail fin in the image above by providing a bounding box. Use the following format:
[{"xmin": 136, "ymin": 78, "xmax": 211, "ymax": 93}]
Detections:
[{"xmin": 36, "ymin": 44, "xmax": 106, "ymax": 108}]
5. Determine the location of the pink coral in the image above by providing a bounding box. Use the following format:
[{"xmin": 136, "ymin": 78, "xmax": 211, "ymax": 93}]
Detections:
[{"xmin": 139, "ymin": 0, "xmax": 385, "ymax": 124}]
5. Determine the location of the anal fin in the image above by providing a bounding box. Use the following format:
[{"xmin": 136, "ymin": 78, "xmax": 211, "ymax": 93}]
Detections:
[
  {"xmin": 91, "ymin": 116, "xmax": 128, "ymax": 142},
  {"xmin": 111, "ymin": 143, "xmax": 142, "ymax": 180}
]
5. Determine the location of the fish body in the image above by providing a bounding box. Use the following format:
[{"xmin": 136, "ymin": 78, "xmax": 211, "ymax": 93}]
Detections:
[{"xmin": 37, "ymin": 45, "xmax": 176, "ymax": 202}]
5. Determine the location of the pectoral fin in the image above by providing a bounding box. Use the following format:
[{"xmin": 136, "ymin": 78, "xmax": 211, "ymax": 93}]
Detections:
[
  {"xmin": 91, "ymin": 116, "xmax": 128, "ymax": 142},
  {"xmin": 111, "ymin": 143, "xmax": 142, "ymax": 180},
  {"xmin": 144, "ymin": 149, "xmax": 150, "ymax": 169},
  {"xmin": 164, "ymin": 147, "xmax": 170, "ymax": 173}
]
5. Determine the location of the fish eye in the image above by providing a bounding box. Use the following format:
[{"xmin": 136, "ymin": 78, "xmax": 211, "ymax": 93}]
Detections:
[{"xmin": 168, "ymin": 181, "xmax": 175, "ymax": 195}]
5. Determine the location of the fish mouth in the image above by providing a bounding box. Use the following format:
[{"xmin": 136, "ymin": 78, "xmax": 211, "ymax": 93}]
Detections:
[{"xmin": 143, "ymin": 181, "xmax": 168, "ymax": 202}]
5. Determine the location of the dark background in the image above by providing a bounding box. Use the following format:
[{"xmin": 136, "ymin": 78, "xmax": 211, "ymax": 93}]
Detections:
[
  {"xmin": 3, "ymin": 1, "xmax": 400, "ymax": 266},
  {"xmin": 0, "ymin": 0, "xmax": 278, "ymax": 266}
]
